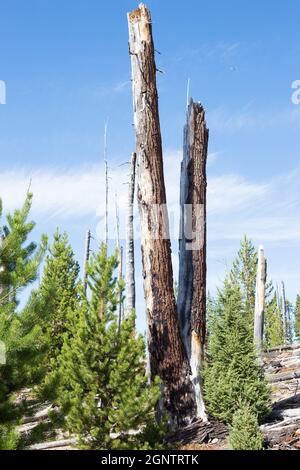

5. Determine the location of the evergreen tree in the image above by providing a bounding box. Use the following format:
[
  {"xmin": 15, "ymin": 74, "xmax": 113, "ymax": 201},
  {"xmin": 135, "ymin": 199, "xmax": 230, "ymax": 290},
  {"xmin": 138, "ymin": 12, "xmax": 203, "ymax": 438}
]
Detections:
[
  {"xmin": 264, "ymin": 292, "xmax": 285, "ymax": 349},
  {"xmin": 0, "ymin": 194, "xmax": 47, "ymax": 306},
  {"xmin": 38, "ymin": 231, "xmax": 80, "ymax": 398},
  {"xmin": 229, "ymin": 403, "xmax": 264, "ymax": 450},
  {"xmin": 58, "ymin": 244, "xmax": 165, "ymax": 450},
  {"xmin": 295, "ymin": 295, "xmax": 300, "ymax": 343},
  {"xmin": 203, "ymin": 279, "xmax": 270, "ymax": 424},
  {"xmin": 230, "ymin": 236, "xmax": 257, "ymax": 324},
  {"xmin": 0, "ymin": 194, "xmax": 47, "ymax": 448}
]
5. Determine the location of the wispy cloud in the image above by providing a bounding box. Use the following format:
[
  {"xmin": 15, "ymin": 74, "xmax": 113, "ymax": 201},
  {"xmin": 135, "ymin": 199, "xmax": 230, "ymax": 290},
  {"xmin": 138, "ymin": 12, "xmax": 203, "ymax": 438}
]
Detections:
[
  {"xmin": 93, "ymin": 79, "xmax": 131, "ymax": 99},
  {"xmin": 0, "ymin": 154, "xmax": 299, "ymax": 245},
  {"xmin": 1, "ymin": 156, "xmax": 300, "ymax": 300},
  {"xmin": 208, "ymin": 105, "xmax": 300, "ymax": 133}
]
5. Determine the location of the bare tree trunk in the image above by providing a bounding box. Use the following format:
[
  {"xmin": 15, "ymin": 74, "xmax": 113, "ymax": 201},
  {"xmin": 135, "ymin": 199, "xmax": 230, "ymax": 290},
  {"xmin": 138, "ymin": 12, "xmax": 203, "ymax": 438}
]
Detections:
[
  {"xmin": 254, "ymin": 245, "xmax": 267, "ymax": 356},
  {"xmin": 0, "ymin": 233, "xmax": 5, "ymax": 298},
  {"xmin": 104, "ymin": 122, "xmax": 109, "ymax": 247},
  {"xmin": 115, "ymin": 196, "xmax": 124, "ymax": 327},
  {"xmin": 118, "ymin": 246, "xmax": 124, "ymax": 327},
  {"xmin": 281, "ymin": 281, "xmax": 287, "ymax": 345},
  {"xmin": 177, "ymin": 99, "xmax": 208, "ymax": 421},
  {"xmin": 128, "ymin": 4, "xmax": 196, "ymax": 424},
  {"xmin": 125, "ymin": 152, "xmax": 137, "ymax": 318},
  {"xmin": 83, "ymin": 229, "xmax": 91, "ymax": 295}
]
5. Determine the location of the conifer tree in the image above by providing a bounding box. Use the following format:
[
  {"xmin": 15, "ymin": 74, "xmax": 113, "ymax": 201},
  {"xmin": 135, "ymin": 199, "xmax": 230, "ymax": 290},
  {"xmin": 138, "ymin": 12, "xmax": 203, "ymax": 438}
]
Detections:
[
  {"xmin": 229, "ymin": 403, "xmax": 264, "ymax": 450},
  {"xmin": 58, "ymin": 244, "xmax": 165, "ymax": 450},
  {"xmin": 203, "ymin": 279, "xmax": 270, "ymax": 424},
  {"xmin": 0, "ymin": 195, "xmax": 47, "ymax": 448},
  {"xmin": 0, "ymin": 194, "xmax": 47, "ymax": 306},
  {"xmin": 38, "ymin": 231, "xmax": 80, "ymax": 397},
  {"xmin": 264, "ymin": 292, "xmax": 285, "ymax": 349},
  {"xmin": 230, "ymin": 236, "xmax": 257, "ymax": 324}
]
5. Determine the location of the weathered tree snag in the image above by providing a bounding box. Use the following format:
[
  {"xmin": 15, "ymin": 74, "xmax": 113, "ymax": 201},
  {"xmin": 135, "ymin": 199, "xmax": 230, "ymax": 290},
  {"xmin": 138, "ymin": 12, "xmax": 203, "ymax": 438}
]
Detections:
[
  {"xmin": 254, "ymin": 245, "xmax": 267, "ymax": 356},
  {"xmin": 177, "ymin": 99, "xmax": 208, "ymax": 420},
  {"xmin": 83, "ymin": 229, "xmax": 91, "ymax": 295},
  {"xmin": 125, "ymin": 152, "xmax": 137, "ymax": 318},
  {"xmin": 104, "ymin": 122, "xmax": 109, "ymax": 246},
  {"xmin": 281, "ymin": 281, "xmax": 287, "ymax": 344},
  {"xmin": 128, "ymin": 4, "xmax": 196, "ymax": 424},
  {"xmin": 0, "ymin": 233, "xmax": 5, "ymax": 298}
]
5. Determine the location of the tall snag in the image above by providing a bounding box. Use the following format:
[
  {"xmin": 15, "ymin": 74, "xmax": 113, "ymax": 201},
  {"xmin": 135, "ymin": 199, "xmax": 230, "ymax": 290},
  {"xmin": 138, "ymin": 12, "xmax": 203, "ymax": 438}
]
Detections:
[
  {"xmin": 177, "ymin": 99, "xmax": 208, "ymax": 420},
  {"xmin": 125, "ymin": 152, "xmax": 137, "ymax": 318},
  {"xmin": 128, "ymin": 4, "xmax": 196, "ymax": 424},
  {"xmin": 83, "ymin": 229, "xmax": 91, "ymax": 295},
  {"xmin": 281, "ymin": 281, "xmax": 287, "ymax": 344},
  {"xmin": 254, "ymin": 245, "xmax": 267, "ymax": 356}
]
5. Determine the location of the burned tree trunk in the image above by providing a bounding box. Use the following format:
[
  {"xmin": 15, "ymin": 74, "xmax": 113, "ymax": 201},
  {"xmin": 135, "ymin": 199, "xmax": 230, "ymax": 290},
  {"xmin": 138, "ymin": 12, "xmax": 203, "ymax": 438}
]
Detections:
[
  {"xmin": 254, "ymin": 245, "xmax": 267, "ymax": 356},
  {"xmin": 125, "ymin": 152, "xmax": 137, "ymax": 317},
  {"xmin": 128, "ymin": 4, "xmax": 196, "ymax": 424},
  {"xmin": 177, "ymin": 100, "xmax": 208, "ymax": 420}
]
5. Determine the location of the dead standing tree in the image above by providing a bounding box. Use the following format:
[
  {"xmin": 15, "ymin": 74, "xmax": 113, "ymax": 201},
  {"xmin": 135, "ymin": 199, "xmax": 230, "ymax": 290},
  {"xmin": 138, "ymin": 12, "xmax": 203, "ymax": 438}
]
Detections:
[
  {"xmin": 177, "ymin": 100, "xmax": 208, "ymax": 420},
  {"xmin": 281, "ymin": 281, "xmax": 288, "ymax": 344},
  {"xmin": 125, "ymin": 152, "xmax": 137, "ymax": 317},
  {"xmin": 128, "ymin": 4, "xmax": 196, "ymax": 424},
  {"xmin": 253, "ymin": 245, "xmax": 267, "ymax": 357},
  {"xmin": 83, "ymin": 229, "xmax": 92, "ymax": 295}
]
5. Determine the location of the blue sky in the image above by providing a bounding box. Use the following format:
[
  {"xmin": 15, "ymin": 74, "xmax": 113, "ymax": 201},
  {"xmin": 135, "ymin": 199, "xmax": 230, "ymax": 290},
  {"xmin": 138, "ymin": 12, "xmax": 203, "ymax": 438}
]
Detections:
[{"xmin": 0, "ymin": 0, "xmax": 300, "ymax": 331}]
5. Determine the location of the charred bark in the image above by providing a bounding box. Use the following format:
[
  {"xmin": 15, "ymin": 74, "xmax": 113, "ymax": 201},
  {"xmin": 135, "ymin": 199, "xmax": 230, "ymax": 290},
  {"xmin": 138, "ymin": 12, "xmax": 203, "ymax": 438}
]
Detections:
[
  {"xmin": 177, "ymin": 99, "xmax": 208, "ymax": 420},
  {"xmin": 128, "ymin": 4, "xmax": 196, "ymax": 424}
]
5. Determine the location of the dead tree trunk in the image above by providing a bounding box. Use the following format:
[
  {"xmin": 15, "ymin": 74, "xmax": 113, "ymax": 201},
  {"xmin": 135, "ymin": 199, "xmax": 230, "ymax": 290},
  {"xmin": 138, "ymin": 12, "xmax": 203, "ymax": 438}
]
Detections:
[
  {"xmin": 254, "ymin": 245, "xmax": 267, "ymax": 356},
  {"xmin": 281, "ymin": 281, "xmax": 287, "ymax": 344},
  {"xmin": 177, "ymin": 99, "xmax": 208, "ymax": 421},
  {"xmin": 83, "ymin": 229, "xmax": 91, "ymax": 295},
  {"xmin": 0, "ymin": 233, "xmax": 5, "ymax": 298},
  {"xmin": 128, "ymin": 4, "xmax": 196, "ymax": 424},
  {"xmin": 115, "ymin": 196, "xmax": 124, "ymax": 326},
  {"xmin": 125, "ymin": 152, "xmax": 137, "ymax": 318},
  {"xmin": 104, "ymin": 122, "xmax": 109, "ymax": 247}
]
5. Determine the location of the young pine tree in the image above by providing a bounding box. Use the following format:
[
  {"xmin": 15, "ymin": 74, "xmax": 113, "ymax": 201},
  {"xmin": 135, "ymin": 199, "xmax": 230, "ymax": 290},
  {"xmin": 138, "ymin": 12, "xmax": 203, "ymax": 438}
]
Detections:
[
  {"xmin": 229, "ymin": 403, "xmax": 264, "ymax": 451},
  {"xmin": 203, "ymin": 280, "xmax": 270, "ymax": 425},
  {"xmin": 230, "ymin": 236, "xmax": 257, "ymax": 325},
  {"xmin": 264, "ymin": 292, "xmax": 285, "ymax": 349},
  {"xmin": 38, "ymin": 231, "xmax": 80, "ymax": 398},
  {"xmin": 0, "ymin": 194, "xmax": 47, "ymax": 305},
  {"xmin": 0, "ymin": 195, "xmax": 47, "ymax": 448},
  {"xmin": 58, "ymin": 244, "xmax": 165, "ymax": 450}
]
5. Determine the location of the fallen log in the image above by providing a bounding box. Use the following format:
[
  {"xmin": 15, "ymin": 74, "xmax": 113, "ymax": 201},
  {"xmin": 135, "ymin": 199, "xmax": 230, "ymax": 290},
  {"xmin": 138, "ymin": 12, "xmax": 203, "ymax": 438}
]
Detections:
[
  {"xmin": 268, "ymin": 370, "xmax": 300, "ymax": 383},
  {"xmin": 27, "ymin": 438, "xmax": 77, "ymax": 451},
  {"xmin": 266, "ymin": 344, "xmax": 300, "ymax": 353},
  {"xmin": 22, "ymin": 404, "xmax": 56, "ymax": 424}
]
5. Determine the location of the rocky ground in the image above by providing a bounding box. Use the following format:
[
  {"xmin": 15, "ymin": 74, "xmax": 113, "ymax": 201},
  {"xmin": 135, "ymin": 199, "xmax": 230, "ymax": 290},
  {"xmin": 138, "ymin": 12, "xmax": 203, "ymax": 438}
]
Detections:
[{"xmin": 14, "ymin": 344, "xmax": 300, "ymax": 450}]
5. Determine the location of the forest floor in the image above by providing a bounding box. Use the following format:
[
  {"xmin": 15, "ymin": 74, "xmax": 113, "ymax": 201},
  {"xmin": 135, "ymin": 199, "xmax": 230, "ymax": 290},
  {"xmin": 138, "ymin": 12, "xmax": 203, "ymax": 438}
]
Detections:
[{"xmin": 14, "ymin": 344, "xmax": 300, "ymax": 450}]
